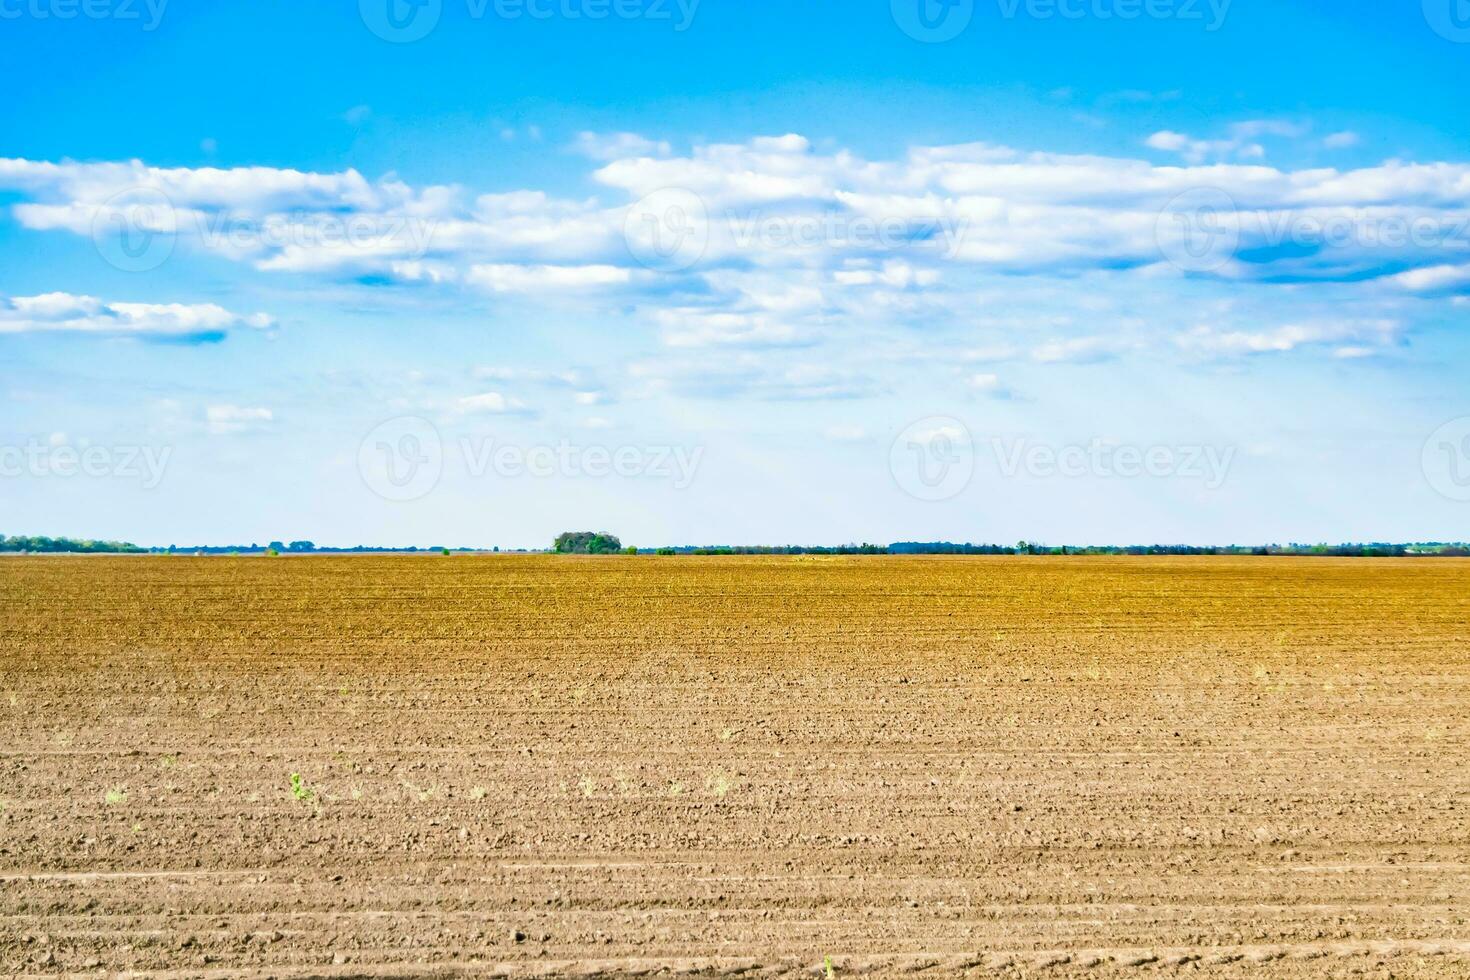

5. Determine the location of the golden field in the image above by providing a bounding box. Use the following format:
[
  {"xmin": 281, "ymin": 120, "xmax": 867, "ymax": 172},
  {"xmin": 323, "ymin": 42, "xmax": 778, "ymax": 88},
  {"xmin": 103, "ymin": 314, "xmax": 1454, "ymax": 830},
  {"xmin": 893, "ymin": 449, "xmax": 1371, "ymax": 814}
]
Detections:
[{"xmin": 2, "ymin": 555, "xmax": 1468, "ymax": 977}]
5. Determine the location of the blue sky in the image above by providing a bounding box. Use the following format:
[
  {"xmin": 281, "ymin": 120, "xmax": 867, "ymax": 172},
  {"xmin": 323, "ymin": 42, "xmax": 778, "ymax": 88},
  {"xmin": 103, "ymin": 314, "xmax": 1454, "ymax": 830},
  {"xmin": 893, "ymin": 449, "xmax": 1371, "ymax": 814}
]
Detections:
[{"xmin": 2, "ymin": 0, "xmax": 1468, "ymax": 548}]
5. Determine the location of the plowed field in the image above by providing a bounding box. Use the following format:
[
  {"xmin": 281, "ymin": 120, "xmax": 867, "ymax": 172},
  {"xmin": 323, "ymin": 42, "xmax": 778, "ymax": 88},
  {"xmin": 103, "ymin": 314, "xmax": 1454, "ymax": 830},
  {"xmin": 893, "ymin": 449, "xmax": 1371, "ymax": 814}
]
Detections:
[{"xmin": 2, "ymin": 555, "xmax": 1468, "ymax": 978}]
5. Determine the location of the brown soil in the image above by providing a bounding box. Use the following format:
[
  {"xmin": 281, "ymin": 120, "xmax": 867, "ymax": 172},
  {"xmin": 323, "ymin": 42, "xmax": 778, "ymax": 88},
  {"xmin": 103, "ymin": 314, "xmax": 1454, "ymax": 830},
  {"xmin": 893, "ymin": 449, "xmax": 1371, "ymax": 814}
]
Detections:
[{"xmin": 1, "ymin": 555, "xmax": 1468, "ymax": 978}]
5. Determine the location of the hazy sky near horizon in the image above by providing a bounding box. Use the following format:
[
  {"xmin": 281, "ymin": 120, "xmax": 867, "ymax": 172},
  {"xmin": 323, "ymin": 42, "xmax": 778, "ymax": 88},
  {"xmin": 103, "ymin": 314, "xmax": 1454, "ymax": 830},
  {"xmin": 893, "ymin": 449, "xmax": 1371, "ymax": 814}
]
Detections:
[{"xmin": 2, "ymin": 0, "xmax": 1468, "ymax": 548}]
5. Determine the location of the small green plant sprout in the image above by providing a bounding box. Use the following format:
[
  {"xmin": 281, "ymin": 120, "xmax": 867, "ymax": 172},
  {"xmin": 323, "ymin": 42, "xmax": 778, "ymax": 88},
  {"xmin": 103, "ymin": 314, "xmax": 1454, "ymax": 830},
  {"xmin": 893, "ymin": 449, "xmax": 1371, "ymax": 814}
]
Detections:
[
  {"xmin": 104, "ymin": 786, "xmax": 128, "ymax": 806},
  {"xmin": 288, "ymin": 772, "xmax": 314, "ymax": 803},
  {"xmin": 825, "ymin": 955, "xmax": 836, "ymax": 979},
  {"xmin": 159, "ymin": 755, "xmax": 176, "ymax": 769}
]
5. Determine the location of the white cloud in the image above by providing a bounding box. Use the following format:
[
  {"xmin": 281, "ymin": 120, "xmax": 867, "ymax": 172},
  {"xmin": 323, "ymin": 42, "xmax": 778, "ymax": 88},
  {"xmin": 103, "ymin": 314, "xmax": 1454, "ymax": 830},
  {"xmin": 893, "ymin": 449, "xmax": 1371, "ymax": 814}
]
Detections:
[
  {"xmin": 3, "ymin": 138, "xmax": 1469, "ymax": 374},
  {"xmin": 1146, "ymin": 121, "xmax": 1307, "ymax": 165},
  {"xmin": 466, "ymin": 263, "xmax": 633, "ymax": 293},
  {"xmin": 457, "ymin": 391, "xmax": 532, "ymax": 415},
  {"xmin": 1323, "ymin": 131, "xmax": 1361, "ymax": 150},
  {"xmin": 1388, "ymin": 264, "xmax": 1470, "ymax": 294},
  {"xmin": 0, "ymin": 292, "xmax": 274, "ymax": 337},
  {"xmin": 1175, "ymin": 319, "xmax": 1401, "ymax": 357},
  {"xmin": 7, "ymin": 144, "xmax": 1470, "ymax": 293},
  {"xmin": 907, "ymin": 421, "xmax": 971, "ymax": 448},
  {"xmin": 472, "ymin": 366, "xmax": 586, "ymax": 387},
  {"xmin": 630, "ymin": 356, "xmax": 879, "ymax": 401},
  {"xmin": 655, "ymin": 309, "xmax": 805, "ymax": 349},
  {"xmin": 573, "ymin": 131, "xmax": 672, "ymax": 161},
  {"xmin": 206, "ymin": 404, "xmax": 273, "ymax": 435},
  {"xmin": 1146, "ymin": 130, "xmax": 1262, "ymax": 165},
  {"xmin": 965, "ymin": 372, "xmax": 1017, "ymax": 399},
  {"xmin": 1032, "ymin": 336, "xmax": 1134, "ymax": 364}
]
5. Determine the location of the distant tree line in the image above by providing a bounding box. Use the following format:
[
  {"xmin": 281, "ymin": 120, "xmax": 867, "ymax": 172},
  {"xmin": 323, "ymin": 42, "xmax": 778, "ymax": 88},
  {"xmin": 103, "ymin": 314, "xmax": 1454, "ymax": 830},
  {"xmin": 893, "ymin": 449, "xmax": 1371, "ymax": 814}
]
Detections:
[
  {"xmin": 894, "ymin": 541, "xmax": 1470, "ymax": 557},
  {"xmin": 663, "ymin": 543, "xmax": 887, "ymax": 555},
  {"xmin": 0, "ymin": 535, "xmax": 145, "ymax": 554},
  {"xmin": 5, "ymin": 534, "xmax": 1467, "ymax": 558}
]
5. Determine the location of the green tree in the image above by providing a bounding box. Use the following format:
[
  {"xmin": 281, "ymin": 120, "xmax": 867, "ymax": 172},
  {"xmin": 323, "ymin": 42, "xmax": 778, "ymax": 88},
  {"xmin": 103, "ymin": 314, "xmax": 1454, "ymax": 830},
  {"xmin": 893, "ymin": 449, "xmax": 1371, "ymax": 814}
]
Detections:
[{"xmin": 553, "ymin": 531, "xmax": 624, "ymax": 554}]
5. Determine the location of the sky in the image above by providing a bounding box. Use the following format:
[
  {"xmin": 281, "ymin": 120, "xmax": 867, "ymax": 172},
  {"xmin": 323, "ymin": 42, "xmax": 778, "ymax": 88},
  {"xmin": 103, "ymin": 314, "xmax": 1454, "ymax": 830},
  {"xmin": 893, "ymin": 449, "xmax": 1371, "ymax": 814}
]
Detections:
[{"xmin": 1, "ymin": 0, "xmax": 1468, "ymax": 548}]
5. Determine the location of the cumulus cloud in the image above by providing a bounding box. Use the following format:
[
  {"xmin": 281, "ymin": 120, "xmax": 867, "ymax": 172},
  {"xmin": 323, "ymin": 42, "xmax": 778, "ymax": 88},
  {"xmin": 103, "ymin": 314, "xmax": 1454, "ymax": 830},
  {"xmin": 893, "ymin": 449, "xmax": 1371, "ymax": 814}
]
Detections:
[
  {"xmin": 6, "ymin": 142, "xmax": 1469, "ymax": 293},
  {"xmin": 0, "ymin": 292, "xmax": 274, "ymax": 338},
  {"xmin": 2, "ymin": 135, "xmax": 1467, "ymax": 370}
]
